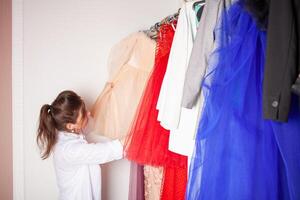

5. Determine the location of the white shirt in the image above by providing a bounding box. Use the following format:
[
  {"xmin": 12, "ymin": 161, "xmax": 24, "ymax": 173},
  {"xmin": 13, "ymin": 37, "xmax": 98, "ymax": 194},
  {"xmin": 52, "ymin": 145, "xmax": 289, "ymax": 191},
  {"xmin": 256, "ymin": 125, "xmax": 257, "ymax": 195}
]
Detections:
[
  {"xmin": 156, "ymin": 1, "xmax": 199, "ymax": 159},
  {"xmin": 53, "ymin": 131, "xmax": 123, "ymax": 200},
  {"xmin": 157, "ymin": 1, "xmax": 198, "ymax": 129}
]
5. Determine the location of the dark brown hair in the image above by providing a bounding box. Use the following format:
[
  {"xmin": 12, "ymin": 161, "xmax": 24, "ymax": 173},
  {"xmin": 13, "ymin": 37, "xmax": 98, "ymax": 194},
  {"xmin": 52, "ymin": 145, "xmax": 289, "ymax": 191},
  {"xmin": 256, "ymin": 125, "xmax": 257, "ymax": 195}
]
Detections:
[{"xmin": 37, "ymin": 90, "xmax": 87, "ymax": 159}]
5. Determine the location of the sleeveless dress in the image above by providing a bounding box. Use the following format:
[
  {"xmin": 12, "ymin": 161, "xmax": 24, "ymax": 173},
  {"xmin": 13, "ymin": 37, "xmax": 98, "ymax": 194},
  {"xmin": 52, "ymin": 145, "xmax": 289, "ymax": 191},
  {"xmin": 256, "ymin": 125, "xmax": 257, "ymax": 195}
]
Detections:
[
  {"xmin": 124, "ymin": 22, "xmax": 187, "ymax": 168},
  {"xmin": 124, "ymin": 22, "xmax": 188, "ymax": 200}
]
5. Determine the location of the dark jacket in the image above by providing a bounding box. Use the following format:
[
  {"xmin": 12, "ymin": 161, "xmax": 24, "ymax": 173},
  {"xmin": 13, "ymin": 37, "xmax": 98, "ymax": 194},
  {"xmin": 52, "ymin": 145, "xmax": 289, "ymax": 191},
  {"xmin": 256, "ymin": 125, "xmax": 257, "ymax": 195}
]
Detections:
[{"xmin": 263, "ymin": 0, "xmax": 300, "ymax": 122}]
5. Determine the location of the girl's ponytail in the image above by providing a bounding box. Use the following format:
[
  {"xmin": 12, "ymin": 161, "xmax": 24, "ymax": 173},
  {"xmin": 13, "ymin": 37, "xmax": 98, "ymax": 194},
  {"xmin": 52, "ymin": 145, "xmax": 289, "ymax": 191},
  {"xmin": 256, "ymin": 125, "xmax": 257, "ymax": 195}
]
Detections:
[{"xmin": 37, "ymin": 104, "xmax": 57, "ymax": 159}]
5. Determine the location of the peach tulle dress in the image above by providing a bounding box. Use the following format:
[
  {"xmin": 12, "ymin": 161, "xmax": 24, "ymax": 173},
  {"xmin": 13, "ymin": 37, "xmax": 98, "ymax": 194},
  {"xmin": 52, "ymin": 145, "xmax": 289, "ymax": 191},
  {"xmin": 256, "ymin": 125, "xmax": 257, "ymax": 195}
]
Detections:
[{"xmin": 92, "ymin": 32, "xmax": 156, "ymax": 140}]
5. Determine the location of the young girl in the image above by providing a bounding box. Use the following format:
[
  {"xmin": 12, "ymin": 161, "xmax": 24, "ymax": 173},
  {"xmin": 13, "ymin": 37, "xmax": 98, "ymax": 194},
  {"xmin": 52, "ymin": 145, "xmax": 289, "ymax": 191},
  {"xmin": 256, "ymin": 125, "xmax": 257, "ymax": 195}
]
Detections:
[{"xmin": 37, "ymin": 90, "xmax": 123, "ymax": 200}]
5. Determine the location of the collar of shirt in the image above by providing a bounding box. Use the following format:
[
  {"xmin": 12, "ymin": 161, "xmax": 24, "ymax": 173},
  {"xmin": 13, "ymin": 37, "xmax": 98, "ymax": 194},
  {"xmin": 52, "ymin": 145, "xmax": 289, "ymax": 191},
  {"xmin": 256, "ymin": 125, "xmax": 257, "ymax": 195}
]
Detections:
[{"xmin": 58, "ymin": 131, "xmax": 85, "ymax": 140}]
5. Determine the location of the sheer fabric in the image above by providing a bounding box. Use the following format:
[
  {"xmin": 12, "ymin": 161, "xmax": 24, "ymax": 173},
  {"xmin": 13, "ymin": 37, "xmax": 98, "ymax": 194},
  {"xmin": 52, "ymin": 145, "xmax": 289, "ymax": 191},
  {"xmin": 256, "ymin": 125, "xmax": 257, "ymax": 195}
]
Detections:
[
  {"xmin": 124, "ymin": 23, "xmax": 187, "ymax": 168},
  {"xmin": 187, "ymin": 2, "xmax": 300, "ymax": 199},
  {"xmin": 92, "ymin": 32, "xmax": 156, "ymax": 139}
]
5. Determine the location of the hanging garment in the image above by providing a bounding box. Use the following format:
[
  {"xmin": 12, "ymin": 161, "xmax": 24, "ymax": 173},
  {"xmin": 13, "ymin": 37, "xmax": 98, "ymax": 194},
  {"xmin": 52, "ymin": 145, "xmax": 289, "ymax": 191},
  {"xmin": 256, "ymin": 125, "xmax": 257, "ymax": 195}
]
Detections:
[
  {"xmin": 263, "ymin": 0, "xmax": 300, "ymax": 122},
  {"xmin": 161, "ymin": 163, "xmax": 188, "ymax": 200},
  {"xmin": 124, "ymin": 22, "xmax": 187, "ymax": 168},
  {"xmin": 144, "ymin": 166, "xmax": 163, "ymax": 200},
  {"xmin": 128, "ymin": 162, "xmax": 144, "ymax": 200},
  {"xmin": 187, "ymin": 1, "xmax": 300, "ymax": 199},
  {"xmin": 92, "ymin": 32, "xmax": 156, "ymax": 139},
  {"xmin": 125, "ymin": 23, "xmax": 188, "ymax": 200},
  {"xmin": 155, "ymin": 1, "xmax": 203, "ymax": 159},
  {"xmin": 181, "ymin": 0, "xmax": 236, "ymax": 109},
  {"xmin": 157, "ymin": 1, "xmax": 198, "ymax": 130}
]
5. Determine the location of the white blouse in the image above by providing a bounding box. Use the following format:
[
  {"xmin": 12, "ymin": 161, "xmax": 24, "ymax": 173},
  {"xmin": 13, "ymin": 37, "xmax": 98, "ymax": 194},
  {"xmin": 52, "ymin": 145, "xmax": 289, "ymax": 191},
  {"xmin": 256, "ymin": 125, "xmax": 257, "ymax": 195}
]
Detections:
[
  {"xmin": 157, "ymin": 1, "xmax": 198, "ymax": 130},
  {"xmin": 156, "ymin": 1, "xmax": 199, "ymax": 158},
  {"xmin": 53, "ymin": 131, "xmax": 123, "ymax": 200}
]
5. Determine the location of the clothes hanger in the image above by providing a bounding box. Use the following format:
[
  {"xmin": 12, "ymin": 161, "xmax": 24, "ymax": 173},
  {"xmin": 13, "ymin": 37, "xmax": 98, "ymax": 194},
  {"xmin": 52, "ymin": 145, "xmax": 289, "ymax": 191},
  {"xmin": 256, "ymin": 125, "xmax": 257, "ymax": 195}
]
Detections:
[
  {"xmin": 143, "ymin": 9, "xmax": 180, "ymax": 40},
  {"xmin": 193, "ymin": 0, "xmax": 205, "ymax": 10},
  {"xmin": 192, "ymin": 0, "xmax": 205, "ymax": 22}
]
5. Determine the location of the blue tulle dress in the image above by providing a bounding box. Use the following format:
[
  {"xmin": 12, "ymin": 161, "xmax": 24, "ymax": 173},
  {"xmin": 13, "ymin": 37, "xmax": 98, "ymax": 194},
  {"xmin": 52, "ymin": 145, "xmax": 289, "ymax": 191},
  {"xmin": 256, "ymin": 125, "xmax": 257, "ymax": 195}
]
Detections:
[{"xmin": 186, "ymin": 1, "xmax": 300, "ymax": 199}]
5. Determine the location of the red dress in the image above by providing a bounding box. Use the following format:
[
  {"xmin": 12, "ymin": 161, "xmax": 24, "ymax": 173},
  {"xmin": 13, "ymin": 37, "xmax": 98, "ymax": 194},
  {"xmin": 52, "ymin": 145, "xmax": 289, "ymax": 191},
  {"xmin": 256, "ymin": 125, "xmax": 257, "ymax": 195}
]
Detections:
[
  {"xmin": 124, "ymin": 22, "xmax": 187, "ymax": 200},
  {"xmin": 161, "ymin": 166, "xmax": 187, "ymax": 200},
  {"xmin": 124, "ymin": 22, "xmax": 186, "ymax": 168}
]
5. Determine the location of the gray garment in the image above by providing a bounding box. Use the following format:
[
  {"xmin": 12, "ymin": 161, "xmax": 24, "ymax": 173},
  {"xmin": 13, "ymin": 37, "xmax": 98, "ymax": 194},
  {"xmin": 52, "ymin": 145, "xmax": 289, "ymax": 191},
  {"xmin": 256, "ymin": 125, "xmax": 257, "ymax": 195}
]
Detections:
[
  {"xmin": 181, "ymin": 0, "xmax": 235, "ymax": 108},
  {"xmin": 128, "ymin": 162, "xmax": 144, "ymax": 200}
]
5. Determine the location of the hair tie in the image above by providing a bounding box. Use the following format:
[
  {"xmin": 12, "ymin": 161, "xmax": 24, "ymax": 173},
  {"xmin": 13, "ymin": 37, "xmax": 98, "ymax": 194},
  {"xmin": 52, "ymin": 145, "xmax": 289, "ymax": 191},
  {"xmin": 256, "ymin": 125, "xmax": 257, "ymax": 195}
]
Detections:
[{"xmin": 47, "ymin": 105, "xmax": 52, "ymax": 114}]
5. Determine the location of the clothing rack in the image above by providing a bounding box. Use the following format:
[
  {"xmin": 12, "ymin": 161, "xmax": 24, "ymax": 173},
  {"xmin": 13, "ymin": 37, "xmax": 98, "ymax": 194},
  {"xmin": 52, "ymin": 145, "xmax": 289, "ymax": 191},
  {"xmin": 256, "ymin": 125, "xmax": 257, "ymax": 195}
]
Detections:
[{"xmin": 143, "ymin": 10, "xmax": 180, "ymax": 40}]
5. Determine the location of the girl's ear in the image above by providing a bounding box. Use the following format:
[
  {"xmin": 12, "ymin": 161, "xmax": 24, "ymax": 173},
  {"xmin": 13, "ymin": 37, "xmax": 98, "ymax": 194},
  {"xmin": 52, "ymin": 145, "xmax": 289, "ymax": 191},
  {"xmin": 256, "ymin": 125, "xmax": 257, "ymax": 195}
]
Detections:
[{"xmin": 66, "ymin": 123, "xmax": 75, "ymax": 131}]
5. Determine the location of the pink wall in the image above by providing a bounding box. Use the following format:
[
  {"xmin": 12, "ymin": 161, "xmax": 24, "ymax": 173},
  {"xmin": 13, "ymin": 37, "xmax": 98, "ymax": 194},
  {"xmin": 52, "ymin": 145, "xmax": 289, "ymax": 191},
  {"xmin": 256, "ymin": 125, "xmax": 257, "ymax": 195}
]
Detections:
[{"xmin": 0, "ymin": 0, "xmax": 13, "ymax": 199}]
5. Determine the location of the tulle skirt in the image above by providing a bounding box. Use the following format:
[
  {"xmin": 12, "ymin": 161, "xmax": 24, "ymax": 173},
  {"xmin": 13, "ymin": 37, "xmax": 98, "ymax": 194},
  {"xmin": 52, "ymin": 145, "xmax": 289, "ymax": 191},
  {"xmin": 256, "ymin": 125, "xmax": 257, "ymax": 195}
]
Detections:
[
  {"xmin": 124, "ymin": 23, "xmax": 187, "ymax": 168},
  {"xmin": 187, "ymin": 1, "xmax": 300, "ymax": 199}
]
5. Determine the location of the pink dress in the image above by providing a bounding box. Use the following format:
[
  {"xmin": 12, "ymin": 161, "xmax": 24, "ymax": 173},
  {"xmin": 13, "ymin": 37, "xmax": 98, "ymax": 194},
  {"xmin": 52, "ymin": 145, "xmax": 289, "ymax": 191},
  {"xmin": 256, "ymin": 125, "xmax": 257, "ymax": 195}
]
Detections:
[{"xmin": 92, "ymin": 32, "xmax": 156, "ymax": 140}]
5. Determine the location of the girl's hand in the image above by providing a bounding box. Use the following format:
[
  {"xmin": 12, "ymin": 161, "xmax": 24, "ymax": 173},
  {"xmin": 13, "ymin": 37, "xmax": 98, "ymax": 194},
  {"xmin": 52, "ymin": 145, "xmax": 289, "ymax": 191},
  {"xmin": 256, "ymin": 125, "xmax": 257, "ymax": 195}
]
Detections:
[
  {"xmin": 81, "ymin": 115, "xmax": 95, "ymax": 135},
  {"xmin": 119, "ymin": 136, "xmax": 126, "ymax": 146}
]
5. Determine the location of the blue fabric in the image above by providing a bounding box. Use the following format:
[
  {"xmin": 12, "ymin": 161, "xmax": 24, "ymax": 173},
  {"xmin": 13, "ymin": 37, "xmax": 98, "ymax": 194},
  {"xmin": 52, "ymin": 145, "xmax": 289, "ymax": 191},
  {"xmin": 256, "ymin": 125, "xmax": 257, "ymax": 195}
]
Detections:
[{"xmin": 186, "ymin": 1, "xmax": 300, "ymax": 200}]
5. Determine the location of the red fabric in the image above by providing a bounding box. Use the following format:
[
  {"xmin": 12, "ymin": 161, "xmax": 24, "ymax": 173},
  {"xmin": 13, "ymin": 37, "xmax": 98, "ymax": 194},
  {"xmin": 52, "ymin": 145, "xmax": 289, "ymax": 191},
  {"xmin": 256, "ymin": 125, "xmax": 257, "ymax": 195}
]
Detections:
[
  {"xmin": 161, "ymin": 165, "xmax": 187, "ymax": 200},
  {"xmin": 124, "ymin": 22, "xmax": 187, "ymax": 168}
]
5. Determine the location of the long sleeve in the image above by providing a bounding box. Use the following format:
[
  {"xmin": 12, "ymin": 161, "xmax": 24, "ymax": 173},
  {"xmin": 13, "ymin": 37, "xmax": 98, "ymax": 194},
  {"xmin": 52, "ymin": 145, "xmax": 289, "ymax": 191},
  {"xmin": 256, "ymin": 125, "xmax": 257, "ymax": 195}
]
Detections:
[
  {"xmin": 181, "ymin": 0, "xmax": 235, "ymax": 109},
  {"xmin": 157, "ymin": 2, "xmax": 197, "ymax": 130},
  {"xmin": 263, "ymin": 0, "xmax": 300, "ymax": 121},
  {"xmin": 62, "ymin": 139, "xmax": 123, "ymax": 165}
]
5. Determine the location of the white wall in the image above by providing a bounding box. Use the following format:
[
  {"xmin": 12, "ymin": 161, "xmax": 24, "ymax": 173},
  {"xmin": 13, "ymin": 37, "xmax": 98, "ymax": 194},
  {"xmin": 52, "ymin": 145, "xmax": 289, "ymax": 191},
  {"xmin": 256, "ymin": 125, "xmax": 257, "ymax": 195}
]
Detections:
[{"xmin": 18, "ymin": 0, "xmax": 180, "ymax": 199}]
